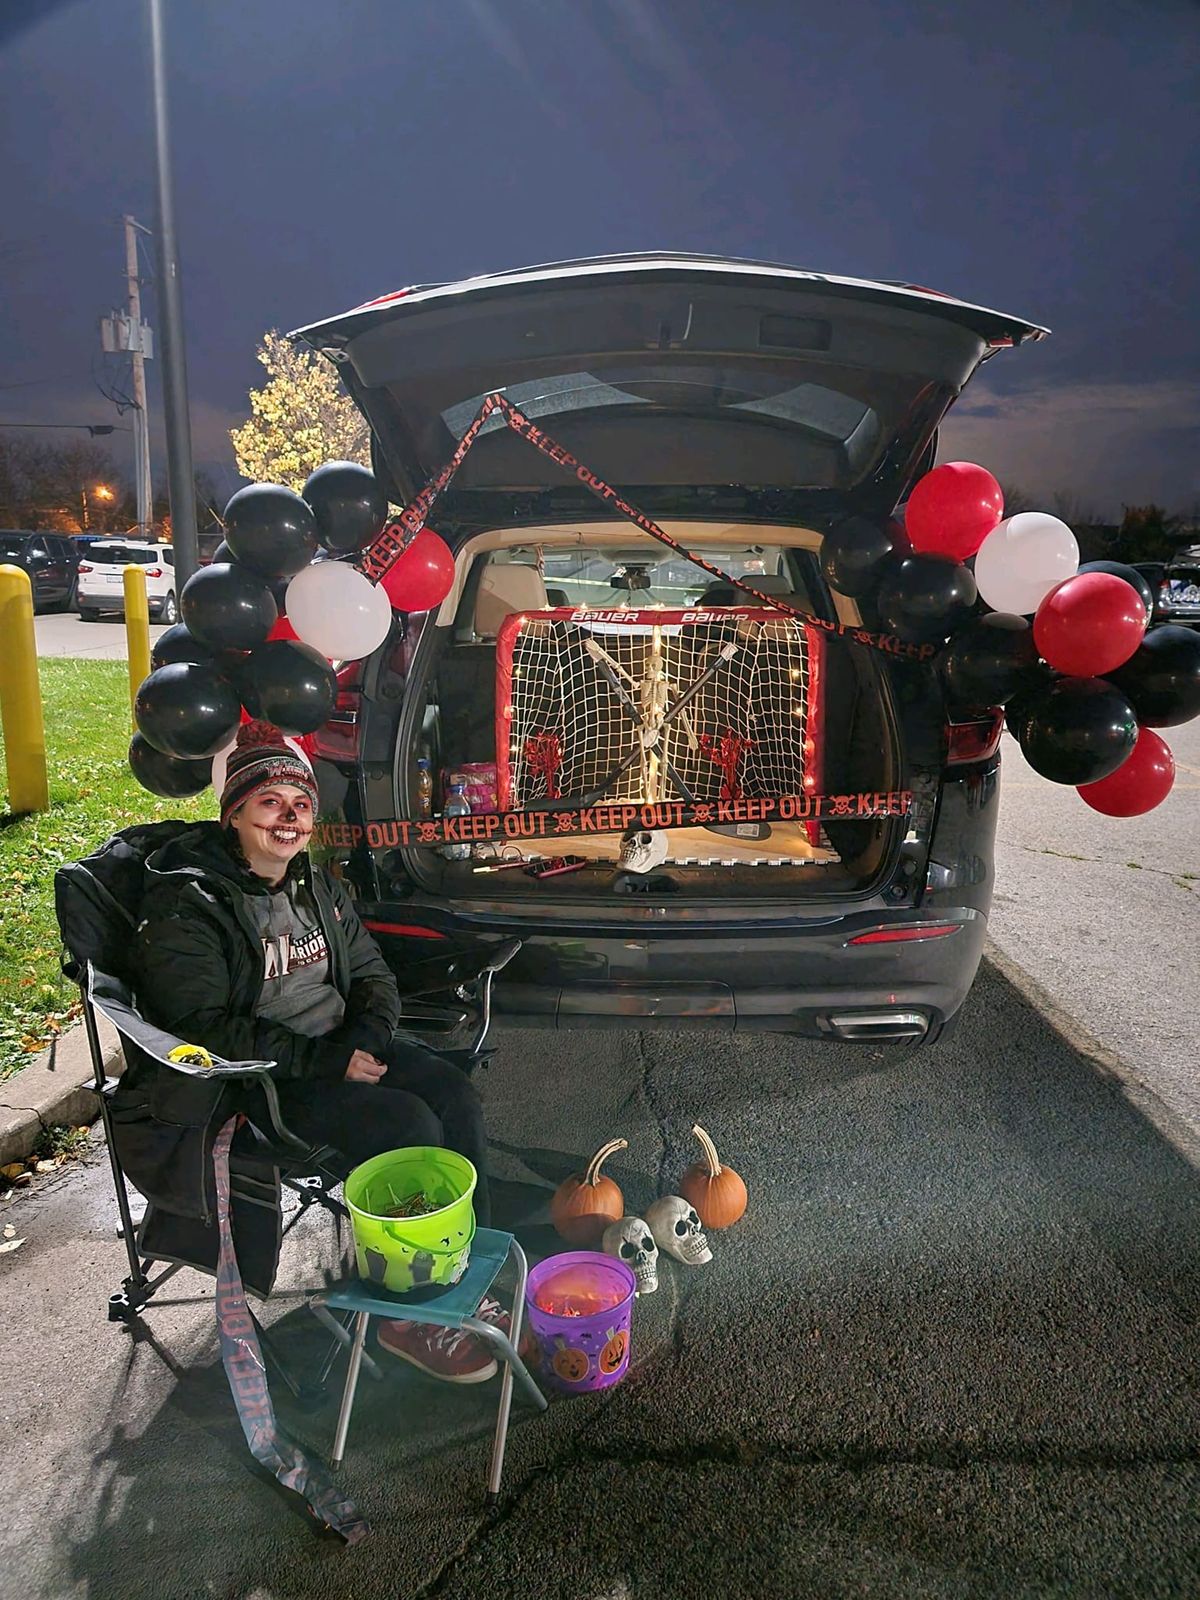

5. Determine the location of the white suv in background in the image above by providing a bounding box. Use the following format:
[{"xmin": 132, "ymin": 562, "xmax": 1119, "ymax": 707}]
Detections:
[{"xmin": 76, "ymin": 540, "xmax": 178, "ymax": 624}]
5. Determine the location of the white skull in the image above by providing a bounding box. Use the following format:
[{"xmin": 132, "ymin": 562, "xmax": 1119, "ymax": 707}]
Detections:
[
  {"xmin": 646, "ymin": 1195, "xmax": 712, "ymax": 1266},
  {"xmin": 602, "ymin": 1215, "xmax": 659, "ymax": 1296},
  {"xmin": 619, "ymin": 828, "xmax": 668, "ymax": 875}
]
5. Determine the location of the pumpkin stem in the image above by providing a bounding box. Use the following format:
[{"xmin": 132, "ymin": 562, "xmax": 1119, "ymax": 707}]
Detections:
[
  {"xmin": 691, "ymin": 1123, "xmax": 722, "ymax": 1179},
  {"xmin": 585, "ymin": 1137, "xmax": 628, "ymax": 1187}
]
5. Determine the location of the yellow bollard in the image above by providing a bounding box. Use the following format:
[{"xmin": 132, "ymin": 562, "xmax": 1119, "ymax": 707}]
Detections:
[
  {"xmin": 124, "ymin": 565, "xmax": 152, "ymax": 728},
  {"xmin": 0, "ymin": 564, "xmax": 49, "ymax": 815}
]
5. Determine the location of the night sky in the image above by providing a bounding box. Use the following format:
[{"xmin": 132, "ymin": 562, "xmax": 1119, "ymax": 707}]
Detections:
[{"xmin": 2, "ymin": 0, "xmax": 1197, "ymax": 519}]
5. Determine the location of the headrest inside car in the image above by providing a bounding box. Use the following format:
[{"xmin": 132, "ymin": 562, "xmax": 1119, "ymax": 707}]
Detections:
[{"xmin": 474, "ymin": 564, "xmax": 549, "ymax": 638}]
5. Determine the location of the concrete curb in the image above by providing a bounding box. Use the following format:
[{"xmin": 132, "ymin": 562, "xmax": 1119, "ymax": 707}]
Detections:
[
  {"xmin": 0, "ymin": 1015, "xmax": 123, "ymax": 1168},
  {"xmin": 983, "ymin": 935, "xmax": 1200, "ymax": 1164}
]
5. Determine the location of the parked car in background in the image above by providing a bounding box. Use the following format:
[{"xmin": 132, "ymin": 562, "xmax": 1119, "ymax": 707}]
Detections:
[
  {"xmin": 293, "ymin": 253, "xmax": 1048, "ymax": 1049},
  {"xmin": 76, "ymin": 540, "xmax": 178, "ymax": 623},
  {"xmin": 1158, "ymin": 547, "xmax": 1200, "ymax": 629},
  {"xmin": 0, "ymin": 530, "xmax": 81, "ymax": 611}
]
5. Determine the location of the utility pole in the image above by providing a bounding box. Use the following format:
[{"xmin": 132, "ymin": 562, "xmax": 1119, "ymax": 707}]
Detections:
[
  {"xmin": 147, "ymin": 0, "xmax": 198, "ymax": 584},
  {"xmin": 124, "ymin": 216, "xmax": 154, "ymax": 540}
]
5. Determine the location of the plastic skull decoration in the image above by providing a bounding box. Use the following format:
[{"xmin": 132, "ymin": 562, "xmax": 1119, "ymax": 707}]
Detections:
[
  {"xmin": 602, "ymin": 1215, "xmax": 659, "ymax": 1296},
  {"xmin": 619, "ymin": 828, "xmax": 669, "ymax": 875},
  {"xmin": 646, "ymin": 1194, "xmax": 712, "ymax": 1266}
]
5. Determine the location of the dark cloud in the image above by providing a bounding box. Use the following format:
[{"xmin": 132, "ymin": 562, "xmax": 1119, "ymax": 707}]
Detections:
[{"xmin": 1, "ymin": 0, "xmax": 1196, "ymax": 510}]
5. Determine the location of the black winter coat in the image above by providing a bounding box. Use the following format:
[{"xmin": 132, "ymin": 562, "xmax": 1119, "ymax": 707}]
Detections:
[{"xmin": 135, "ymin": 822, "xmax": 403, "ymax": 1081}]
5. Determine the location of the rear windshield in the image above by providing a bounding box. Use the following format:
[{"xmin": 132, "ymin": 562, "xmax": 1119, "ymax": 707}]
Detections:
[
  {"xmin": 0, "ymin": 534, "xmax": 32, "ymax": 555},
  {"xmin": 88, "ymin": 545, "xmax": 163, "ymax": 565}
]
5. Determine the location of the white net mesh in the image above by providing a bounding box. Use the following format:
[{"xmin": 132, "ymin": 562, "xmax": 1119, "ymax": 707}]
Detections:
[{"xmin": 498, "ymin": 608, "xmax": 818, "ymax": 807}]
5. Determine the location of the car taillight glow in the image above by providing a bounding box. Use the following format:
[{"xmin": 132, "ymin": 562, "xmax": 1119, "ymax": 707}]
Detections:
[
  {"xmin": 307, "ymin": 662, "xmax": 363, "ymax": 761},
  {"xmin": 78, "ymin": 563, "xmax": 93, "ymax": 573},
  {"xmin": 362, "ymin": 921, "xmax": 447, "ymax": 939},
  {"xmin": 945, "ymin": 710, "xmax": 1005, "ymax": 766},
  {"xmin": 848, "ymin": 924, "xmax": 962, "ymax": 945},
  {"xmin": 145, "ymin": 567, "xmax": 163, "ymax": 578}
]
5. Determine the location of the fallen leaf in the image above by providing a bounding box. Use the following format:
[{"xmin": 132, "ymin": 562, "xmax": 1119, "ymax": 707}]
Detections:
[
  {"xmin": 34, "ymin": 1159, "xmax": 56, "ymax": 1174},
  {"xmin": 1, "ymin": 1163, "xmax": 25, "ymax": 1182},
  {"xmin": 0, "ymin": 1237, "xmax": 24, "ymax": 1254}
]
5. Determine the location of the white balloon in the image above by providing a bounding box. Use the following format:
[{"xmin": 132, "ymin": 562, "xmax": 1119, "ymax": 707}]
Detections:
[
  {"xmin": 285, "ymin": 560, "xmax": 392, "ymax": 660},
  {"xmin": 973, "ymin": 512, "xmax": 1079, "ymax": 616}
]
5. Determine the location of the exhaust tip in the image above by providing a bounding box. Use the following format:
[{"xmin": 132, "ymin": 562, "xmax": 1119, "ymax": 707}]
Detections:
[{"xmin": 824, "ymin": 1009, "xmax": 930, "ymax": 1041}]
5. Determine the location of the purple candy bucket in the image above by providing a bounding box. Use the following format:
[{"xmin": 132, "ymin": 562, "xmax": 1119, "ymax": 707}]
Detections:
[{"xmin": 525, "ymin": 1252, "xmax": 636, "ymax": 1393}]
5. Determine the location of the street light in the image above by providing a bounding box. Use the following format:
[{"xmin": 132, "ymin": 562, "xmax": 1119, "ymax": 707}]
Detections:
[{"xmin": 82, "ymin": 483, "xmax": 116, "ymax": 529}]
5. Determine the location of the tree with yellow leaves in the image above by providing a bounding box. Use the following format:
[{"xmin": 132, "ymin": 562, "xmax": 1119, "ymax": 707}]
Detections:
[{"xmin": 229, "ymin": 331, "xmax": 370, "ymax": 491}]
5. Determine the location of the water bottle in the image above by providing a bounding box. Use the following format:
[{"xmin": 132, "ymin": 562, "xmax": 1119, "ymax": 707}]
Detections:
[
  {"xmin": 415, "ymin": 757, "xmax": 433, "ymax": 820},
  {"xmin": 442, "ymin": 783, "xmax": 472, "ymax": 861}
]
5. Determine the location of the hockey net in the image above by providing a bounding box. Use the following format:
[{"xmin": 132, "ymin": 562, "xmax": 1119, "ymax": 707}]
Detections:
[{"xmin": 495, "ymin": 608, "xmax": 823, "ymax": 826}]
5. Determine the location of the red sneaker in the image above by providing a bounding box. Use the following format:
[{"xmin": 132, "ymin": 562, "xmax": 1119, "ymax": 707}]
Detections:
[
  {"xmin": 475, "ymin": 1296, "xmax": 512, "ymax": 1338},
  {"xmin": 376, "ymin": 1319, "xmax": 498, "ymax": 1384}
]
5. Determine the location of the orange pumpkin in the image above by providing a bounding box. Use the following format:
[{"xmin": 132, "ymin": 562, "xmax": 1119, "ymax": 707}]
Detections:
[
  {"xmin": 679, "ymin": 1123, "xmax": 747, "ymax": 1230},
  {"xmin": 599, "ymin": 1327, "xmax": 628, "ymax": 1375},
  {"xmin": 552, "ymin": 1342, "xmax": 590, "ymax": 1383},
  {"xmin": 550, "ymin": 1137, "xmax": 628, "ymax": 1246}
]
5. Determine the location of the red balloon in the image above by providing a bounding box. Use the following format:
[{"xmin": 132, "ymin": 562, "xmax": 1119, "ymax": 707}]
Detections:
[
  {"xmin": 378, "ymin": 526, "xmax": 455, "ymax": 612},
  {"xmin": 904, "ymin": 462, "xmax": 1004, "ymax": 561},
  {"xmin": 266, "ymin": 615, "xmax": 300, "ymax": 643},
  {"xmin": 1033, "ymin": 572, "xmax": 1147, "ymax": 677},
  {"xmin": 1077, "ymin": 726, "xmax": 1174, "ymax": 816}
]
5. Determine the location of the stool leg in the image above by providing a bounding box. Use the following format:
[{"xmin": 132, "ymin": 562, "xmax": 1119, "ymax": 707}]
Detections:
[
  {"xmin": 310, "ymin": 1301, "xmax": 383, "ymax": 1382},
  {"xmin": 331, "ymin": 1311, "xmax": 369, "ymax": 1470}
]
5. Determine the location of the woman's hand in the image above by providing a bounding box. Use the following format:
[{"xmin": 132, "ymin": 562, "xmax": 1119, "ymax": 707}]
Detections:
[{"xmin": 345, "ymin": 1049, "xmax": 388, "ymax": 1084}]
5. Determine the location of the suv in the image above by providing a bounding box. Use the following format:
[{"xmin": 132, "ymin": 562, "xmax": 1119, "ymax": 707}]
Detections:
[
  {"xmin": 292, "ymin": 254, "xmax": 1047, "ymax": 1048},
  {"xmin": 0, "ymin": 531, "xmax": 81, "ymax": 612},
  {"xmin": 76, "ymin": 540, "xmax": 178, "ymax": 623}
]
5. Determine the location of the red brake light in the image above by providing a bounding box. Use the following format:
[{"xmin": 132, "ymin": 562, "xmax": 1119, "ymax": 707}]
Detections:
[
  {"xmin": 361, "ymin": 921, "xmax": 446, "ymax": 939},
  {"xmin": 848, "ymin": 924, "xmax": 962, "ymax": 945},
  {"xmin": 946, "ymin": 711, "xmax": 1004, "ymax": 766},
  {"xmin": 145, "ymin": 567, "xmax": 163, "ymax": 578},
  {"xmin": 78, "ymin": 562, "xmax": 93, "ymax": 573},
  {"xmin": 308, "ymin": 662, "xmax": 362, "ymax": 762}
]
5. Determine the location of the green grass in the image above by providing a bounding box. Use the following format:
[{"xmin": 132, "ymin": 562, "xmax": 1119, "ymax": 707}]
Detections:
[{"xmin": 0, "ymin": 658, "xmax": 214, "ymax": 1081}]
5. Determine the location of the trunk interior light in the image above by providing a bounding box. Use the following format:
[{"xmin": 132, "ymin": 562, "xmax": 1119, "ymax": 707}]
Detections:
[
  {"xmin": 945, "ymin": 711, "xmax": 1005, "ymax": 766},
  {"xmin": 848, "ymin": 924, "xmax": 962, "ymax": 945}
]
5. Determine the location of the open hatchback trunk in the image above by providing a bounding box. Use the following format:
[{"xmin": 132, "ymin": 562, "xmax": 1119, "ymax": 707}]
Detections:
[{"xmin": 294, "ymin": 256, "xmax": 1040, "ymax": 922}]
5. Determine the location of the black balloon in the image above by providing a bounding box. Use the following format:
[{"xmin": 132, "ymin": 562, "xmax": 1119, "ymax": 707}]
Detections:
[
  {"xmin": 134, "ymin": 662, "xmax": 241, "ymax": 760},
  {"xmin": 1078, "ymin": 560, "xmax": 1155, "ymax": 616},
  {"xmin": 223, "ymin": 484, "xmax": 319, "ymax": 579},
  {"xmin": 181, "ymin": 563, "xmax": 277, "ymax": 651},
  {"xmin": 819, "ymin": 515, "xmax": 899, "ymax": 598},
  {"xmin": 234, "ymin": 639, "xmax": 338, "ymax": 735},
  {"xmin": 1004, "ymin": 659, "xmax": 1060, "ymax": 740},
  {"xmin": 940, "ymin": 613, "xmax": 1039, "ymax": 711},
  {"xmin": 1106, "ymin": 624, "xmax": 1200, "ymax": 728},
  {"xmin": 302, "ymin": 461, "xmax": 389, "ymax": 554},
  {"xmin": 1017, "ymin": 678, "xmax": 1138, "ymax": 785},
  {"xmin": 876, "ymin": 554, "xmax": 978, "ymax": 644},
  {"xmin": 151, "ymin": 622, "xmax": 217, "ymax": 670},
  {"xmin": 128, "ymin": 732, "xmax": 212, "ymax": 798},
  {"xmin": 211, "ymin": 539, "xmax": 233, "ymax": 564}
]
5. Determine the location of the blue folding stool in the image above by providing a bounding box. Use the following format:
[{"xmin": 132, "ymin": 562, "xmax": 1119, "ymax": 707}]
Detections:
[{"xmin": 313, "ymin": 1227, "xmax": 547, "ymax": 1502}]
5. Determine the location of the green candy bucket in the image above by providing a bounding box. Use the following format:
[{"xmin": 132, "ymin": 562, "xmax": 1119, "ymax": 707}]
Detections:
[{"xmin": 344, "ymin": 1147, "xmax": 477, "ymax": 1296}]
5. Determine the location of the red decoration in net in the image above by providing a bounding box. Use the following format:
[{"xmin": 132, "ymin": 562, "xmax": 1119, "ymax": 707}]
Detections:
[
  {"xmin": 523, "ymin": 732, "xmax": 563, "ymax": 800},
  {"xmin": 699, "ymin": 729, "xmax": 755, "ymax": 802}
]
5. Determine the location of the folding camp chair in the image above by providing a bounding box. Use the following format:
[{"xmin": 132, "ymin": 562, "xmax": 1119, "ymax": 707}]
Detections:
[{"xmin": 79, "ymin": 961, "xmax": 374, "ymax": 1397}]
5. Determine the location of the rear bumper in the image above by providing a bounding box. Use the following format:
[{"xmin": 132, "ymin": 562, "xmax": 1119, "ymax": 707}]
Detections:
[{"xmin": 381, "ymin": 907, "xmax": 987, "ymax": 1045}]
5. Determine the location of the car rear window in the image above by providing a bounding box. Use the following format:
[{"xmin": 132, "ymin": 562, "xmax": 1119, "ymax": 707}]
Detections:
[
  {"xmin": 0, "ymin": 534, "xmax": 31, "ymax": 556},
  {"xmin": 87, "ymin": 545, "xmax": 161, "ymax": 565}
]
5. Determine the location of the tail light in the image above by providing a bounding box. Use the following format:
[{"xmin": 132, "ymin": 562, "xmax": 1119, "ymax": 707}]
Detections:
[
  {"xmin": 847, "ymin": 923, "xmax": 962, "ymax": 946},
  {"xmin": 945, "ymin": 710, "xmax": 1004, "ymax": 766},
  {"xmin": 145, "ymin": 567, "xmax": 163, "ymax": 578},
  {"xmin": 307, "ymin": 663, "xmax": 363, "ymax": 762},
  {"xmin": 78, "ymin": 562, "xmax": 93, "ymax": 574}
]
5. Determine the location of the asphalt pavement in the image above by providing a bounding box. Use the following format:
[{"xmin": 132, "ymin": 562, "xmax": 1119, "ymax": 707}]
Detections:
[
  {"xmin": 2, "ymin": 956, "xmax": 1198, "ymax": 1600},
  {"xmin": 33, "ymin": 610, "xmax": 171, "ymax": 660}
]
